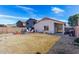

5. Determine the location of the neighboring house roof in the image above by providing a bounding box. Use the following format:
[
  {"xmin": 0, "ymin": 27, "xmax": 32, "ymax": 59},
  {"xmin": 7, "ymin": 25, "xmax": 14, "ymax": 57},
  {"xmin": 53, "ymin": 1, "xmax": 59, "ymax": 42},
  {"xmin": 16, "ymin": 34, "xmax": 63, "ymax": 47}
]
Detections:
[
  {"xmin": 37, "ymin": 17, "xmax": 65, "ymax": 24},
  {"xmin": 16, "ymin": 20, "xmax": 26, "ymax": 27}
]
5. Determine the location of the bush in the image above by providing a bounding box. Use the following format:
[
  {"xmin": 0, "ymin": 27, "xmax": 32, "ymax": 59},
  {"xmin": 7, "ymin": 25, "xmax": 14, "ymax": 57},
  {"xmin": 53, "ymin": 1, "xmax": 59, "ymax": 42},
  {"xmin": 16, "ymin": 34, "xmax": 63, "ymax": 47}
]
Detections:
[{"xmin": 74, "ymin": 38, "xmax": 79, "ymax": 43}]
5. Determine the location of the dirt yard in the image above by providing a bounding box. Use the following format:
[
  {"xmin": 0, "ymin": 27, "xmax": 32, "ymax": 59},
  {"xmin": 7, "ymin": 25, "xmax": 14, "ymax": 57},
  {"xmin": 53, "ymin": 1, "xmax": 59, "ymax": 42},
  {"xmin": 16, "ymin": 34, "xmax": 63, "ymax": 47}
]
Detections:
[{"xmin": 0, "ymin": 33, "xmax": 60, "ymax": 54}]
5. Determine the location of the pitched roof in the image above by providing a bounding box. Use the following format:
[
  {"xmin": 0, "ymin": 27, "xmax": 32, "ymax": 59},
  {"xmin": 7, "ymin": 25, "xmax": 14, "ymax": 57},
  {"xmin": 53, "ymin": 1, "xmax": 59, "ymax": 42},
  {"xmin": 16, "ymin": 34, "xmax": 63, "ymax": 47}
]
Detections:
[{"xmin": 37, "ymin": 17, "xmax": 65, "ymax": 24}]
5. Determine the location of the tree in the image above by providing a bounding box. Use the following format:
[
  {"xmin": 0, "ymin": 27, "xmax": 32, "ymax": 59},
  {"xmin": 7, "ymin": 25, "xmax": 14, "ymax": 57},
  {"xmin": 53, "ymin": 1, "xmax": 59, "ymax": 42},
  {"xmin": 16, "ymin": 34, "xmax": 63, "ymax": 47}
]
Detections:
[
  {"xmin": 26, "ymin": 18, "xmax": 37, "ymax": 29},
  {"xmin": 68, "ymin": 14, "xmax": 79, "ymax": 26}
]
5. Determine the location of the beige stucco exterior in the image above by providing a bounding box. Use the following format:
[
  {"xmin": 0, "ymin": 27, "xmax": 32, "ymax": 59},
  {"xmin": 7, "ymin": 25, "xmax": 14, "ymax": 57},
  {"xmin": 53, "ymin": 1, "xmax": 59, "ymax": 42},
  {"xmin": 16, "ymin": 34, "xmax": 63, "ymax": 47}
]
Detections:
[
  {"xmin": 34, "ymin": 18, "xmax": 65, "ymax": 34},
  {"xmin": 34, "ymin": 20, "xmax": 55, "ymax": 33}
]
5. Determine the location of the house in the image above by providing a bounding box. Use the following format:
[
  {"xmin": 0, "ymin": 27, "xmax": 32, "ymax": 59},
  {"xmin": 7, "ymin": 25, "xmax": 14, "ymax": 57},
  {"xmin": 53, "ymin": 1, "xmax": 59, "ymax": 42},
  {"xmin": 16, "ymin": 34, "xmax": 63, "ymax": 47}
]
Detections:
[
  {"xmin": 16, "ymin": 20, "xmax": 26, "ymax": 27},
  {"xmin": 34, "ymin": 17, "xmax": 65, "ymax": 34},
  {"xmin": 26, "ymin": 18, "xmax": 37, "ymax": 30}
]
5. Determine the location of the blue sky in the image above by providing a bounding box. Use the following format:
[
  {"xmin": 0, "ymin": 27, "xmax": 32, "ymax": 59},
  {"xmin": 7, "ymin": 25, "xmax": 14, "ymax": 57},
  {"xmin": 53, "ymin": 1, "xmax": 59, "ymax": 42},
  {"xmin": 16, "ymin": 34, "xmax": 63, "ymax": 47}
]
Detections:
[{"xmin": 0, "ymin": 5, "xmax": 79, "ymax": 24}]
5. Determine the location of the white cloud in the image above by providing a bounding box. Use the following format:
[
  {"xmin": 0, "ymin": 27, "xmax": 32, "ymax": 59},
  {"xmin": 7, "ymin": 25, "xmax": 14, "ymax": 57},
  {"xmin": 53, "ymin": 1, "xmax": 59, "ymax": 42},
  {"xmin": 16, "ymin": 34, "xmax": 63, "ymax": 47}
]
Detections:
[
  {"xmin": 0, "ymin": 14, "xmax": 28, "ymax": 20},
  {"xmin": 51, "ymin": 7, "xmax": 64, "ymax": 13},
  {"xmin": 16, "ymin": 5, "xmax": 38, "ymax": 18},
  {"xmin": 16, "ymin": 6, "xmax": 36, "ymax": 12}
]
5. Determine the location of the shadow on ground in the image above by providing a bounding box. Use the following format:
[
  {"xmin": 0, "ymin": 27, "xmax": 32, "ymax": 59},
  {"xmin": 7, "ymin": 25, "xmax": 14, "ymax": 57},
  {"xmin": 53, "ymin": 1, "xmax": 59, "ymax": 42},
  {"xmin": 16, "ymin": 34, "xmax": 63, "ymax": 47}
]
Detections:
[{"xmin": 47, "ymin": 34, "xmax": 79, "ymax": 54}]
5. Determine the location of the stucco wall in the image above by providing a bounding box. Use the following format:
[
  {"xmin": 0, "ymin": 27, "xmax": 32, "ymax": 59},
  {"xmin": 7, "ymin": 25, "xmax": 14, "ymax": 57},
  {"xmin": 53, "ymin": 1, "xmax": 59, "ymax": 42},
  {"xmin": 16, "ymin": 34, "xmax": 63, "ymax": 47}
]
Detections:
[
  {"xmin": 34, "ymin": 20, "xmax": 55, "ymax": 33},
  {"xmin": 62, "ymin": 24, "xmax": 65, "ymax": 34}
]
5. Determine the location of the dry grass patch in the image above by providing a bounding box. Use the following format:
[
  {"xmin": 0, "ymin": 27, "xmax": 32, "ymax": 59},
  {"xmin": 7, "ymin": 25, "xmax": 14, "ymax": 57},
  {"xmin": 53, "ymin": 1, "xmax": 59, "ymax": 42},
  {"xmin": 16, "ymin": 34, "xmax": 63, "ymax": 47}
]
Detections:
[{"xmin": 0, "ymin": 33, "xmax": 60, "ymax": 54}]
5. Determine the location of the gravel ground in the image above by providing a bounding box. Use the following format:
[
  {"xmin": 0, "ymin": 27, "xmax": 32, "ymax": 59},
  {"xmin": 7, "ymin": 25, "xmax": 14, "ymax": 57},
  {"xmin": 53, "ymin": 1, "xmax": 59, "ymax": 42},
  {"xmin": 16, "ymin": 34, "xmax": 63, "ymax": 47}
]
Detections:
[{"xmin": 48, "ymin": 34, "xmax": 79, "ymax": 54}]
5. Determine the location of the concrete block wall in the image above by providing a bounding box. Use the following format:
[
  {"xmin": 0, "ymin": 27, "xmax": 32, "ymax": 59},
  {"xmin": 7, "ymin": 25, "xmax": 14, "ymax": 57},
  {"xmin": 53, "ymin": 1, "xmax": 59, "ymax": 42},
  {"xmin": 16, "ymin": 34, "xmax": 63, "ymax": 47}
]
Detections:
[
  {"xmin": 0, "ymin": 27, "xmax": 25, "ymax": 34},
  {"xmin": 75, "ymin": 26, "xmax": 79, "ymax": 37}
]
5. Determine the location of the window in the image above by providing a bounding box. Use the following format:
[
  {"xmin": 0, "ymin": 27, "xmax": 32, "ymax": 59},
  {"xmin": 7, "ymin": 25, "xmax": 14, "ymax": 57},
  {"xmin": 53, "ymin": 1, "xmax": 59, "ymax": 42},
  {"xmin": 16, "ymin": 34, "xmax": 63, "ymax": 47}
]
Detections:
[
  {"xmin": 44, "ymin": 26, "xmax": 49, "ymax": 31},
  {"xmin": 56, "ymin": 24, "xmax": 63, "ymax": 32}
]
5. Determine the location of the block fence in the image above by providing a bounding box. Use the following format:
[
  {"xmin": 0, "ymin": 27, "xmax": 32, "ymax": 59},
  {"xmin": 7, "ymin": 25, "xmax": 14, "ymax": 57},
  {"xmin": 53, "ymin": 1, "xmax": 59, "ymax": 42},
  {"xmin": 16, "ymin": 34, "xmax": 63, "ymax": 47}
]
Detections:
[
  {"xmin": 75, "ymin": 26, "xmax": 79, "ymax": 37},
  {"xmin": 0, "ymin": 27, "xmax": 26, "ymax": 33}
]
